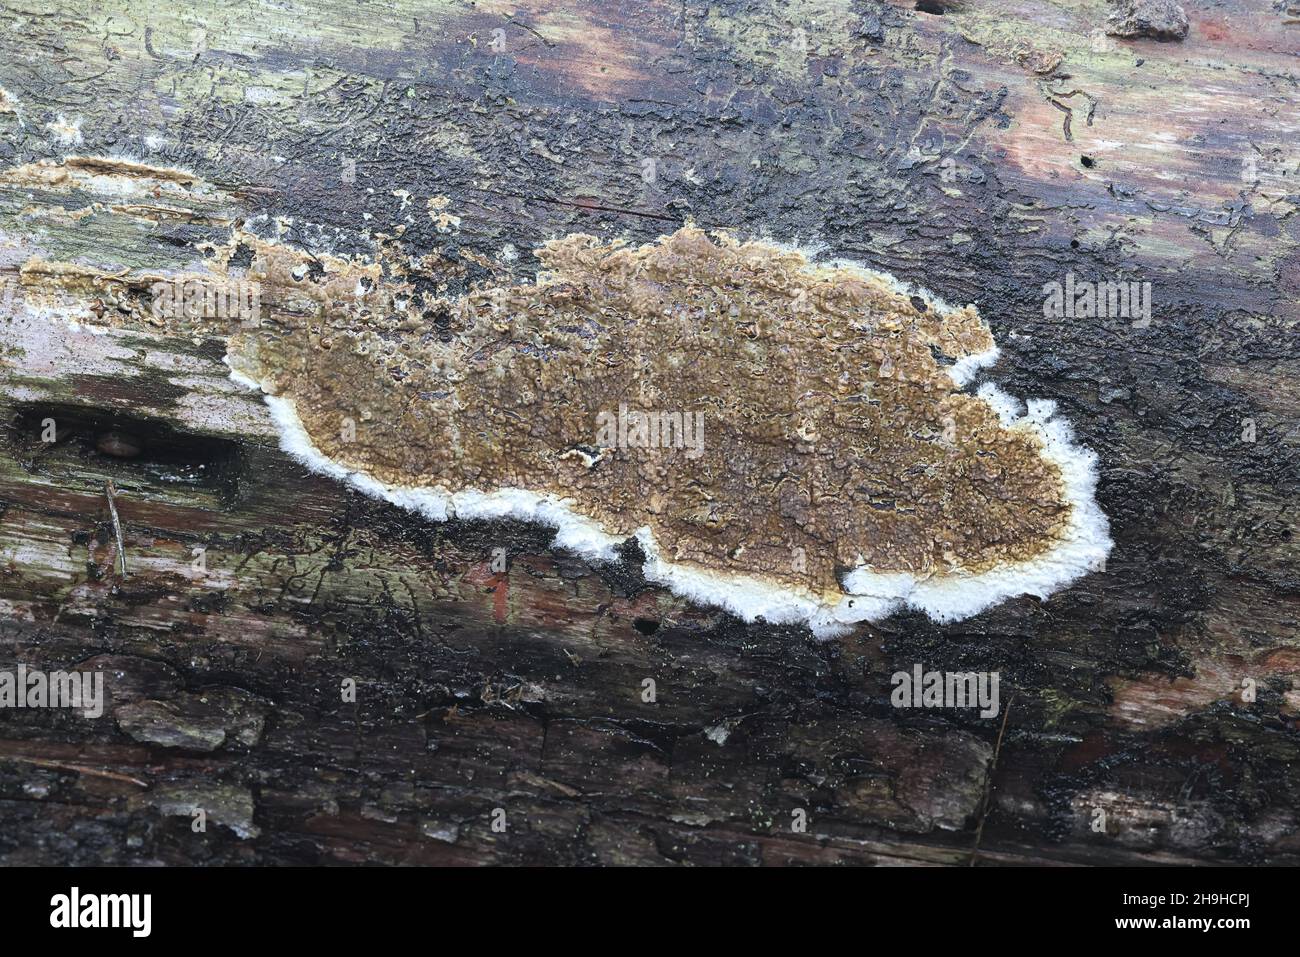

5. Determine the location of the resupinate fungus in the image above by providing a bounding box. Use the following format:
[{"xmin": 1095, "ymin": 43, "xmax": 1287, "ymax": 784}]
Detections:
[{"xmin": 222, "ymin": 224, "xmax": 1111, "ymax": 637}]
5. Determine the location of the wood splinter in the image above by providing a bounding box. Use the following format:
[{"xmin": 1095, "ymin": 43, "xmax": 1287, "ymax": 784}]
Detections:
[{"xmin": 104, "ymin": 479, "xmax": 128, "ymax": 578}]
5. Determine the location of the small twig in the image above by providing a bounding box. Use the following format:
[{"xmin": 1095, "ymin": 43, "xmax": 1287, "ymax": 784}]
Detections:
[
  {"xmin": 969, "ymin": 696, "xmax": 1014, "ymax": 866},
  {"xmin": 505, "ymin": 15, "xmax": 555, "ymax": 47},
  {"xmin": 9, "ymin": 755, "xmax": 148, "ymax": 788},
  {"xmin": 104, "ymin": 480, "xmax": 128, "ymax": 578}
]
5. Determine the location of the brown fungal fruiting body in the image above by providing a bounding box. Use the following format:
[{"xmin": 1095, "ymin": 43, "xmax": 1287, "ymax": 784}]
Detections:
[{"xmin": 225, "ymin": 226, "xmax": 1111, "ymax": 636}]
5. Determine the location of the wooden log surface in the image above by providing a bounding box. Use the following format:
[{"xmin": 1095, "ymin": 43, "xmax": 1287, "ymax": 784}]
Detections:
[{"xmin": 0, "ymin": 0, "xmax": 1297, "ymax": 865}]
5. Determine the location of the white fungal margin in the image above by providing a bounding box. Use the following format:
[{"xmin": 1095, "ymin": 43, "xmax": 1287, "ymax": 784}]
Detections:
[
  {"xmin": 839, "ymin": 398, "xmax": 1110, "ymax": 631},
  {"xmin": 228, "ymin": 347, "xmax": 1111, "ymax": 639},
  {"xmin": 948, "ymin": 345, "xmax": 1000, "ymax": 388},
  {"xmin": 760, "ymin": 240, "xmax": 1003, "ymax": 389},
  {"xmin": 226, "ymin": 363, "xmax": 626, "ymax": 561}
]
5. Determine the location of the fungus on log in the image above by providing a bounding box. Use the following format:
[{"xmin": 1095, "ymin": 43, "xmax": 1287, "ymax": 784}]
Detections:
[{"xmin": 0, "ymin": 0, "xmax": 1297, "ymax": 868}]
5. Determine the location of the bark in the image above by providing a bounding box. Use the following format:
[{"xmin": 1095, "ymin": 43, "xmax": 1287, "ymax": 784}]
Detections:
[{"xmin": 0, "ymin": 0, "xmax": 1297, "ymax": 865}]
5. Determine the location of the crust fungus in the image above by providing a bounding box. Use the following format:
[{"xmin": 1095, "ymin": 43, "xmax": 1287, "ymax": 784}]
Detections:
[{"xmin": 225, "ymin": 225, "xmax": 1111, "ymax": 637}]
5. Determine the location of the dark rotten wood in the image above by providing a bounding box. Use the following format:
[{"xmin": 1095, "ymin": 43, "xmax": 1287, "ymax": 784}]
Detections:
[{"xmin": 0, "ymin": 0, "xmax": 1297, "ymax": 865}]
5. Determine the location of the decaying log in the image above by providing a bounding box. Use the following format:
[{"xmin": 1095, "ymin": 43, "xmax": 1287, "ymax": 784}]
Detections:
[{"xmin": 0, "ymin": 0, "xmax": 1297, "ymax": 865}]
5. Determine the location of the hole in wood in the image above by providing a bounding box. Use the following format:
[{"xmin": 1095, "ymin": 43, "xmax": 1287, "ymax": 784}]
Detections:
[{"xmin": 8, "ymin": 402, "xmax": 245, "ymax": 507}]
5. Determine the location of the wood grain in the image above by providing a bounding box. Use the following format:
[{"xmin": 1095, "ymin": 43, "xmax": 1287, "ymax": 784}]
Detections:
[{"xmin": 0, "ymin": 0, "xmax": 1297, "ymax": 865}]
